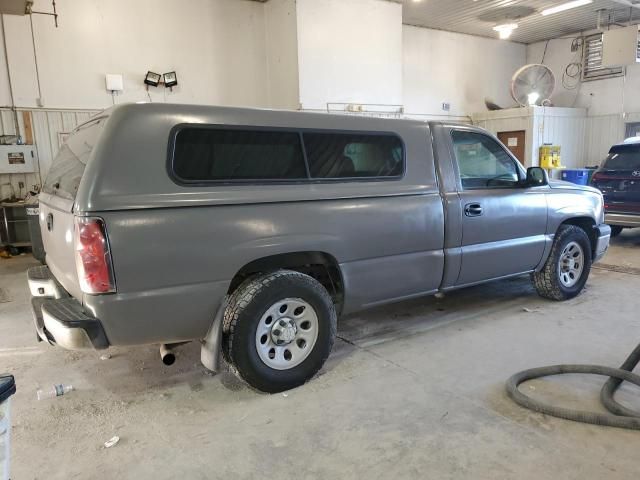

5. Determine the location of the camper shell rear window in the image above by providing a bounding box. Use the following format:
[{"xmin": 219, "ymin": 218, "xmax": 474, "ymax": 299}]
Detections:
[
  {"xmin": 169, "ymin": 125, "xmax": 405, "ymax": 184},
  {"xmin": 43, "ymin": 118, "xmax": 105, "ymax": 200}
]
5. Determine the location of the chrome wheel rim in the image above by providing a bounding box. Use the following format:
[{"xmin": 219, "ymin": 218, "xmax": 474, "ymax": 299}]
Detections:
[
  {"xmin": 255, "ymin": 298, "xmax": 319, "ymax": 370},
  {"xmin": 558, "ymin": 241, "xmax": 584, "ymax": 288}
]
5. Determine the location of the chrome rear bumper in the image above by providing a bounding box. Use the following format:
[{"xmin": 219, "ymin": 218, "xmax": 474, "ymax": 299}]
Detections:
[{"xmin": 27, "ymin": 266, "xmax": 109, "ymax": 350}]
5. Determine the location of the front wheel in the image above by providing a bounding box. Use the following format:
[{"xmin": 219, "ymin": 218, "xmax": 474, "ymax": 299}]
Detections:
[
  {"xmin": 532, "ymin": 225, "xmax": 592, "ymax": 301},
  {"xmin": 222, "ymin": 270, "xmax": 337, "ymax": 393}
]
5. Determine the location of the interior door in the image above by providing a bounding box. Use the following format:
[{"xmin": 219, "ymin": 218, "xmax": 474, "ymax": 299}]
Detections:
[
  {"xmin": 497, "ymin": 130, "xmax": 526, "ymax": 165},
  {"xmin": 450, "ymin": 129, "xmax": 548, "ymax": 286}
]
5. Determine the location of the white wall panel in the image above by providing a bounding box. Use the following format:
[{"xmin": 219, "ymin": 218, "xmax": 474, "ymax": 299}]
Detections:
[
  {"xmin": 296, "ymin": 0, "xmax": 403, "ymax": 110},
  {"xmin": 404, "ymin": 25, "xmax": 526, "ymax": 118},
  {"xmin": 0, "ymin": 111, "xmax": 17, "ymax": 136},
  {"xmin": 529, "ymin": 108, "xmax": 587, "ymax": 169},
  {"xmin": 585, "ymin": 114, "xmax": 625, "ymax": 166},
  {"xmin": 265, "ymin": 0, "xmax": 299, "ymax": 110},
  {"xmin": 0, "ymin": 0, "xmax": 270, "ymax": 110}
]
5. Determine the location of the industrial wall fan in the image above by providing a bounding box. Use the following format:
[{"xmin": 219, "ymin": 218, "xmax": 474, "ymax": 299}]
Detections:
[{"xmin": 510, "ymin": 64, "xmax": 555, "ymax": 107}]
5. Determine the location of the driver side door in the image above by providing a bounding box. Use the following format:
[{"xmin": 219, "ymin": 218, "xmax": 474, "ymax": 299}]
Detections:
[{"xmin": 450, "ymin": 128, "xmax": 548, "ymax": 286}]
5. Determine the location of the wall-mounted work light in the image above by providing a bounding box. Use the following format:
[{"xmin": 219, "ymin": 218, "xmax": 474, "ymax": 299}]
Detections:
[
  {"xmin": 144, "ymin": 71, "xmax": 161, "ymax": 87},
  {"xmin": 163, "ymin": 71, "xmax": 178, "ymax": 88}
]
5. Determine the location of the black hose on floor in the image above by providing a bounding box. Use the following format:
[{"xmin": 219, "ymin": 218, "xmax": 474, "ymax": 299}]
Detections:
[{"xmin": 505, "ymin": 342, "xmax": 640, "ymax": 430}]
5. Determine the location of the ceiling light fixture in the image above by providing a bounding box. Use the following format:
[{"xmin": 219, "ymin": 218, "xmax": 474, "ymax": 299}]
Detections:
[
  {"xmin": 541, "ymin": 0, "xmax": 593, "ymax": 16},
  {"xmin": 493, "ymin": 23, "xmax": 518, "ymax": 39}
]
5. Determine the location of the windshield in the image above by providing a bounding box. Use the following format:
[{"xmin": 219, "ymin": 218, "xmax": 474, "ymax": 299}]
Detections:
[
  {"xmin": 602, "ymin": 145, "xmax": 640, "ymax": 171},
  {"xmin": 43, "ymin": 117, "xmax": 106, "ymax": 200}
]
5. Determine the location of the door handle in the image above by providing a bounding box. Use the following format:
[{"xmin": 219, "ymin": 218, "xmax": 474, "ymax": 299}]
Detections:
[{"xmin": 464, "ymin": 203, "xmax": 483, "ymax": 217}]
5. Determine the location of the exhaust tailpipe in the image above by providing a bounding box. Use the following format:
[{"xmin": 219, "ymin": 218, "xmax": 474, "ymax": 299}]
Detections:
[{"xmin": 160, "ymin": 344, "xmax": 176, "ymax": 366}]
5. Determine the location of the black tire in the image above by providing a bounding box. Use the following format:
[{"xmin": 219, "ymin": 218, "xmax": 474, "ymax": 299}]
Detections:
[
  {"xmin": 532, "ymin": 225, "xmax": 592, "ymax": 301},
  {"xmin": 222, "ymin": 270, "xmax": 337, "ymax": 393},
  {"xmin": 610, "ymin": 225, "xmax": 623, "ymax": 237}
]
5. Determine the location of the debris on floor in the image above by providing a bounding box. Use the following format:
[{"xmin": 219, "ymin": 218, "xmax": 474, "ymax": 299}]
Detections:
[
  {"xmin": 104, "ymin": 436, "xmax": 120, "ymax": 449},
  {"xmin": 36, "ymin": 384, "xmax": 74, "ymax": 401},
  {"xmin": 100, "ymin": 354, "xmax": 112, "ymax": 360},
  {"xmin": 522, "ymin": 307, "xmax": 542, "ymax": 313}
]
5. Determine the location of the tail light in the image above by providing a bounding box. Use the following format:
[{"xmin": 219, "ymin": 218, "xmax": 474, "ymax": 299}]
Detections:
[{"xmin": 74, "ymin": 217, "xmax": 116, "ymax": 294}]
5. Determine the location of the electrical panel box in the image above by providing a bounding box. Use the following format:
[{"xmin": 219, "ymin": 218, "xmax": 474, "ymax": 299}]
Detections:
[
  {"xmin": 602, "ymin": 25, "xmax": 640, "ymax": 67},
  {"xmin": 0, "ymin": 145, "xmax": 38, "ymax": 174}
]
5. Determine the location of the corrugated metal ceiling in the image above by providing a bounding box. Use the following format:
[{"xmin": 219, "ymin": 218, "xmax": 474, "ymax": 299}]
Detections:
[{"xmin": 401, "ymin": 0, "xmax": 640, "ymax": 44}]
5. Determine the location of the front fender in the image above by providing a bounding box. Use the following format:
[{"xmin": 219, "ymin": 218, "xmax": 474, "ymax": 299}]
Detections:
[{"xmin": 546, "ymin": 189, "xmax": 603, "ymax": 234}]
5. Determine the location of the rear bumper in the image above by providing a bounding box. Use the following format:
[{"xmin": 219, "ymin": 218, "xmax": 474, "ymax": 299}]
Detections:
[
  {"xmin": 27, "ymin": 266, "xmax": 109, "ymax": 350},
  {"xmin": 605, "ymin": 213, "xmax": 640, "ymax": 227},
  {"xmin": 593, "ymin": 224, "xmax": 611, "ymax": 263}
]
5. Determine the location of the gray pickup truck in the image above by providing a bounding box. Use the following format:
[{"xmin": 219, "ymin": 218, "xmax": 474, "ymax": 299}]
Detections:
[{"xmin": 27, "ymin": 104, "xmax": 610, "ymax": 392}]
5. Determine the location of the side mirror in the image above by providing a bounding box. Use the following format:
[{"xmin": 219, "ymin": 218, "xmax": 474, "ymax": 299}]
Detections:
[{"xmin": 525, "ymin": 167, "xmax": 548, "ymax": 187}]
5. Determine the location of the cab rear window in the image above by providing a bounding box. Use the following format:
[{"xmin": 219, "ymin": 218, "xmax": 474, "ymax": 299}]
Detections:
[{"xmin": 43, "ymin": 118, "xmax": 105, "ymax": 200}]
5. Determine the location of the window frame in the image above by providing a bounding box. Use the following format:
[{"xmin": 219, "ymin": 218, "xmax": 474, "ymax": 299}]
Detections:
[
  {"xmin": 167, "ymin": 123, "xmax": 406, "ymax": 187},
  {"xmin": 449, "ymin": 129, "xmax": 526, "ymax": 191}
]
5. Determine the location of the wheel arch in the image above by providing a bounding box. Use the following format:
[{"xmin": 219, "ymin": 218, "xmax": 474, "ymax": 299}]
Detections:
[
  {"xmin": 228, "ymin": 251, "xmax": 345, "ymax": 314},
  {"xmin": 559, "ymin": 216, "xmax": 597, "ymax": 258}
]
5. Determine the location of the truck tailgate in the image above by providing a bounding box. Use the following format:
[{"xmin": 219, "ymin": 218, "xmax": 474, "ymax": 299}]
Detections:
[{"xmin": 39, "ymin": 193, "xmax": 82, "ymax": 300}]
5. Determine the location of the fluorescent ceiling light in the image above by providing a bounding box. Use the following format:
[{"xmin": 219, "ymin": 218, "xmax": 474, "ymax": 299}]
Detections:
[
  {"xmin": 541, "ymin": 0, "xmax": 593, "ymax": 16},
  {"xmin": 493, "ymin": 23, "xmax": 518, "ymax": 39}
]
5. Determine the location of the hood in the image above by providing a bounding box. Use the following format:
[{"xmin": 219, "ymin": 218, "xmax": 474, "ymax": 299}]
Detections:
[{"xmin": 548, "ymin": 179, "xmax": 600, "ymax": 194}]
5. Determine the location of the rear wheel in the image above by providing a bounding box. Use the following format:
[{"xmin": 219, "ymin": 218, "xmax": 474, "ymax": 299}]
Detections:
[
  {"xmin": 610, "ymin": 225, "xmax": 624, "ymax": 237},
  {"xmin": 533, "ymin": 225, "xmax": 592, "ymax": 301},
  {"xmin": 222, "ymin": 270, "xmax": 337, "ymax": 393}
]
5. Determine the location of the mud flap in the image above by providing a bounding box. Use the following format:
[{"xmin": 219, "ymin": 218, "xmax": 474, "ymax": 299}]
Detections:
[{"xmin": 200, "ymin": 297, "xmax": 228, "ymax": 373}]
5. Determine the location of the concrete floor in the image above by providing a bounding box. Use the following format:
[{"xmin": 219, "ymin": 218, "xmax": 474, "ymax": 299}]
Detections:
[{"xmin": 2, "ymin": 231, "xmax": 640, "ymax": 479}]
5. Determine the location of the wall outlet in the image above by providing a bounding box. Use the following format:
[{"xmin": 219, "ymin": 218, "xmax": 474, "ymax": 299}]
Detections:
[
  {"xmin": 18, "ymin": 181, "xmax": 24, "ymax": 189},
  {"xmin": 442, "ymin": 102, "xmax": 451, "ymax": 112}
]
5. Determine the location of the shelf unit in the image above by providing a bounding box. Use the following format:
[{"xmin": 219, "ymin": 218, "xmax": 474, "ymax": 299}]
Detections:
[{"xmin": 0, "ymin": 202, "xmax": 31, "ymax": 248}]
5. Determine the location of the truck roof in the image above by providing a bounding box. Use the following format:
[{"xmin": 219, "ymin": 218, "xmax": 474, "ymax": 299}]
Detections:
[{"xmin": 76, "ymin": 102, "xmax": 436, "ymax": 131}]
